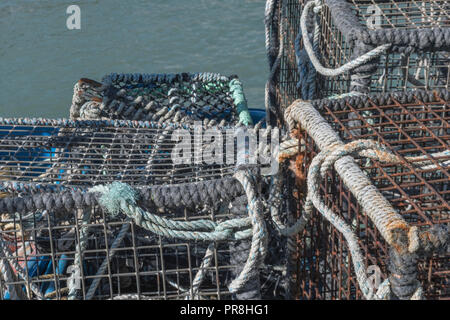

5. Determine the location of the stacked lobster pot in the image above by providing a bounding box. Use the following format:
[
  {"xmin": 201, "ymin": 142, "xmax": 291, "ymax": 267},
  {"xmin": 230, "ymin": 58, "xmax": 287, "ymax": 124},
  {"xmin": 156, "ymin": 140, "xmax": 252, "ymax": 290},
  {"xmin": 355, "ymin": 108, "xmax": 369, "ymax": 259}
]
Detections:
[
  {"xmin": 265, "ymin": 0, "xmax": 449, "ymax": 299},
  {"xmin": 0, "ymin": 72, "xmax": 288, "ymax": 300}
]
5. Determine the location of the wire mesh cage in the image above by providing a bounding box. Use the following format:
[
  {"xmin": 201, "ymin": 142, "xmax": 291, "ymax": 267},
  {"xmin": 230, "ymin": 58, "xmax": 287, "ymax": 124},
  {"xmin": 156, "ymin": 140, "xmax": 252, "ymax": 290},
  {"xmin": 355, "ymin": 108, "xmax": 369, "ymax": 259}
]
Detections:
[
  {"xmin": 286, "ymin": 90, "xmax": 449, "ymax": 299},
  {"xmin": 267, "ymin": 0, "xmax": 450, "ymax": 125},
  {"xmin": 313, "ymin": 0, "xmax": 450, "ymax": 95},
  {"xmin": 71, "ymin": 72, "xmax": 253, "ymax": 127},
  {"xmin": 0, "ymin": 116, "xmax": 285, "ymax": 300}
]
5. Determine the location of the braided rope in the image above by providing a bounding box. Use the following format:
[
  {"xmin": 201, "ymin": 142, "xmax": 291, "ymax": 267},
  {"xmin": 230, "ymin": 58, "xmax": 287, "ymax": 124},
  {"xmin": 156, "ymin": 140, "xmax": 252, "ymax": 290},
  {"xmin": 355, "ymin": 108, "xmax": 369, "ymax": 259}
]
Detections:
[
  {"xmin": 285, "ymin": 100, "xmax": 409, "ymax": 247},
  {"xmin": 188, "ymin": 242, "xmax": 215, "ymax": 300},
  {"xmin": 294, "ymin": 4, "xmax": 319, "ymax": 100},
  {"xmin": 71, "ymin": 72, "xmax": 252, "ymax": 128},
  {"xmin": 304, "ymin": 139, "xmax": 441, "ymax": 299},
  {"xmin": 0, "ymin": 241, "xmax": 23, "ymax": 300},
  {"xmin": 306, "ymin": 145, "xmax": 374, "ymax": 299},
  {"xmin": 301, "ymin": 0, "xmax": 390, "ymax": 78},
  {"xmin": 85, "ymin": 170, "xmax": 266, "ymax": 295},
  {"xmin": 283, "ymin": 99, "xmax": 450, "ymax": 299},
  {"xmin": 268, "ymin": 171, "xmax": 310, "ymax": 237},
  {"xmin": 84, "ymin": 220, "xmax": 131, "ymax": 300},
  {"xmin": 229, "ymin": 79, "xmax": 253, "ymax": 126},
  {"xmin": 228, "ymin": 170, "xmax": 267, "ymax": 293},
  {"xmin": 68, "ymin": 209, "xmax": 92, "ymax": 300},
  {"xmin": 265, "ymin": 0, "xmax": 284, "ymax": 124}
]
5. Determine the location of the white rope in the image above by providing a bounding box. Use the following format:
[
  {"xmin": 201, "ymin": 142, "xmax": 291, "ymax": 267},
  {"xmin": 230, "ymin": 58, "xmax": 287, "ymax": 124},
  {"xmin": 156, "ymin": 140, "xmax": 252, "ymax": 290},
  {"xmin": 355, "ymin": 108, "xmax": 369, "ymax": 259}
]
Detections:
[{"xmin": 300, "ymin": 0, "xmax": 390, "ymax": 77}]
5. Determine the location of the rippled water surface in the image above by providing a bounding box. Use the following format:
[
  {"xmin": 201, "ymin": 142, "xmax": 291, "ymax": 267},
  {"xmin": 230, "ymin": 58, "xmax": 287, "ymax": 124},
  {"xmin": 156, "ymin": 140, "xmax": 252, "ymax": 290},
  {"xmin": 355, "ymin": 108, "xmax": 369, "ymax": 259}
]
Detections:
[{"xmin": 0, "ymin": 0, "xmax": 267, "ymax": 118}]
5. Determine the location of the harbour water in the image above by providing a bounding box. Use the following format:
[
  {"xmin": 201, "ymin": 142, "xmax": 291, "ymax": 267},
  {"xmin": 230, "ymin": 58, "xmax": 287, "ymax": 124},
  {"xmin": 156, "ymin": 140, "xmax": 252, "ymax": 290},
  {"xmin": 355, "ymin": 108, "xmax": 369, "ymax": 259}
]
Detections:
[{"xmin": 0, "ymin": 0, "xmax": 267, "ymax": 118}]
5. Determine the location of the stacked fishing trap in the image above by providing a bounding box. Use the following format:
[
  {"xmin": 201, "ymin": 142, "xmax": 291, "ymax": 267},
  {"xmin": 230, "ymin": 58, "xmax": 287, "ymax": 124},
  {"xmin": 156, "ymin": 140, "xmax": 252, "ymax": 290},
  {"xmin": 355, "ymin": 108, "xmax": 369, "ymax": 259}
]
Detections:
[
  {"xmin": 0, "ymin": 72, "xmax": 291, "ymax": 300},
  {"xmin": 266, "ymin": 0, "xmax": 449, "ymax": 299},
  {"xmin": 1, "ymin": 0, "xmax": 448, "ymax": 301}
]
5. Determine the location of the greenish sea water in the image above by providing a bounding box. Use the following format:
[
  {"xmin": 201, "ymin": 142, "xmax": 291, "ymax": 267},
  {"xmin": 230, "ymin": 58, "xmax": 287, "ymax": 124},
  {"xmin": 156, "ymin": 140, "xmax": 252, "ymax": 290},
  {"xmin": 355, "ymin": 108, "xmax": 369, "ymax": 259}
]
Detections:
[{"xmin": 0, "ymin": 0, "xmax": 267, "ymax": 118}]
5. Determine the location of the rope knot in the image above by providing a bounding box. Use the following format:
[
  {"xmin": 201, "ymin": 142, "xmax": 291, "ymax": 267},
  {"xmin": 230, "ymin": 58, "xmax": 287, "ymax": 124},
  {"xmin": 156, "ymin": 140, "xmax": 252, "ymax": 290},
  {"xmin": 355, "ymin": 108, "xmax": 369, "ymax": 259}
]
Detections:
[{"xmin": 90, "ymin": 182, "xmax": 138, "ymax": 217}]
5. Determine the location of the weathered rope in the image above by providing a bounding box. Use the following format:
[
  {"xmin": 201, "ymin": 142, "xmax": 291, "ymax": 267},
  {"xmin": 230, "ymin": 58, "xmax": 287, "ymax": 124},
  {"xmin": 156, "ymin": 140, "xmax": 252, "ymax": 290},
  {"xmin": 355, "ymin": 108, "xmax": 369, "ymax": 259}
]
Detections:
[
  {"xmin": 294, "ymin": 4, "xmax": 319, "ymax": 100},
  {"xmin": 324, "ymin": 0, "xmax": 450, "ymax": 52},
  {"xmin": 228, "ymin": 170, "xmax": 267, "ymax": 293},
  {"xmin": 71, "ymin": 72, "xmax": 252, "ymax": 128},
  {"xmin": 0, "ymin": 241, "xmax": 23, "ymax": 300},
  {"xmin": 306, "ymin": 143, "xmax": 375, "ymax": 299},
  {"xmin": 268, "ymin": 170, "xmax": 309, "ymax": 237},
  {"xmin": 229, "ymin": 79, "xmax": 253, "ymax": 126},
  {"xmin": 300, "ymin": 0, "xmax": 391, "ymax": 78},
  {"xmin": 188, "ymin": 242, "xmax": 215, "ymax": 300},
  {"xmin": 294, "ymin": 138, "xmax": 447, "ymax": 299},
  {"xmin": 265, "ymin": 0, "xmax": 284, "ymax": 124},
  {"xmin": 90, "ymin": 182, "xmax": 252, "ymax": 241},
  {"xmin": 83, "ymin": 169, "xmax": 266, "ymax": 295},
  {"xmin": 0, "ymin": 177, "xmax": 245, "ymax": 215},
  {"xmin": 284, "ymin": 99, "xmax": 449, "ymax": 299},
  {"xmin": 285, "ymin": 100, "xmax": 445, "ymax": 248},
  {"xmin": 68, "ymin": 209, "xmax": 92, "ymax": 300},
  {"xmin": 84, "ymin": 220, "xmax": 131, "ymax": 300}
]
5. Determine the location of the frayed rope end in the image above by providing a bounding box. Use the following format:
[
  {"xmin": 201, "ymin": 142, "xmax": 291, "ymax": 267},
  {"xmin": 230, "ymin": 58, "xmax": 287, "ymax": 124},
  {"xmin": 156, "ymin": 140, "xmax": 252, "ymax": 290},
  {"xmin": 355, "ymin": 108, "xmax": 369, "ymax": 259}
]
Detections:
[{"xmin": 89, "ymin": 182, "xmax": 137, "ymax": 216}]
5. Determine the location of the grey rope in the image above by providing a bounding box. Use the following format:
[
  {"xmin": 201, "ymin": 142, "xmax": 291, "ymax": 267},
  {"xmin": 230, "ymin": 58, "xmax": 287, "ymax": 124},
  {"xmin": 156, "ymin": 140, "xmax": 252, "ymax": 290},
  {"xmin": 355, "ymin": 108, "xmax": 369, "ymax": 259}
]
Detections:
[
  {"xmin": 84, "ymin": 220, "xmax": 131, "ymax": 300},
  {"xmin": 86, "ymin": 170, "xmax": 266, "ymax": 295},
  {"xmin": 188, "ymin": 242, "xmax": 215, "ymax": 300},
  {"xmin": 228, "ymin": 170, "xmax": 267, "ymax": 293},
  {"xmin": 300, "ymin": 0, "xmax": 390, "ymax": 78},
  {"xmin": 68, "ymin": 209, "xmax": 92, "ymax": 300},
  {"xmin": 0, "ymin": 240, "xmax": 23, "ymax": 300},
  {"xmin": 265, "ymin": 0, "xmax": 284, "ymax": 124}
]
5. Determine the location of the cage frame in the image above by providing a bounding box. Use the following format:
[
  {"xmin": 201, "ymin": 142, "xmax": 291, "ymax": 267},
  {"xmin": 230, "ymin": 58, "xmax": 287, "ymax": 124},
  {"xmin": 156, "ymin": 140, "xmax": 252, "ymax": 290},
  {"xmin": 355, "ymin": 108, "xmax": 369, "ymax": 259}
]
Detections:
[
  {"xmin": 284, "ymin": 89, "xmax": 449, "ymax": 299},
  {"xmin": 0, "ymin": 115, "xmax": 284, "ymax": 300},
  {"xmin": 266, "ymin": 0, "xmax": 450, "ymax": 126}
]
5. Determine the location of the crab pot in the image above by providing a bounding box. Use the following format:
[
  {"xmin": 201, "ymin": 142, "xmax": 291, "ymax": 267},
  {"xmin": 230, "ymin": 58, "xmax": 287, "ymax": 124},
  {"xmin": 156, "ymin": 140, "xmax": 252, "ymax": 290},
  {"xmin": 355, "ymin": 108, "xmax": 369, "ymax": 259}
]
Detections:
[
  {"xmin": 71, "ymin": 72, "xmax": 253, "ymax": 127},
  {"xmin": 291, "ymin": 90, "xmax": 449, "ymax": 299},
  {"xmin": 271, "ymin": 0, "xmax": 450, "ymax": 123},
  {"xmin": 0, "ymin": 118, "xmax": 281, "ymax": 300}
]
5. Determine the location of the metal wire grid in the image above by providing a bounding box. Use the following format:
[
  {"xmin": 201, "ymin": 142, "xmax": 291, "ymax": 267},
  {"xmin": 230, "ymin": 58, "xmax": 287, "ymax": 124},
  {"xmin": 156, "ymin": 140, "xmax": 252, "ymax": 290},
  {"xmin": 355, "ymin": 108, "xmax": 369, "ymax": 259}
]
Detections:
[
  {"xmin": 294, "ymin": 94, "xmax": 449, "ymax": 299},
  {"xmin": 0, "ymin": 123, "xmax": 238, "ymax": 187},
  {"xmin": 0, "ymin": 122, "xmax": 239, "ymax": 300},
  {"xmin": 315, "ymin": 0, "xmax": 450, "ymax": 97},
  {"xmin": 0, "ymin": 120, "xmax": 283, "ymax": 300},
  {"xmin": 0, "ymin": 124, "xmax": 237, "ymax": 300},
  {"xmin": 72, "ymin": 74, "xmax": 241, "ymax": 127},
  {"xmin": 272, "ymin": 0, "xmax": 450, "ymax": 119},
  {"xmin": 274, "ymin": 0, "xmax": 304, "ymax": 121},
  {"xmin": 349, "ymin": 0, "xmax": 450, "ymax": 29},
  {"xmin": 0, "ymin": 200, "xmax": 237, "ymax": 300}
]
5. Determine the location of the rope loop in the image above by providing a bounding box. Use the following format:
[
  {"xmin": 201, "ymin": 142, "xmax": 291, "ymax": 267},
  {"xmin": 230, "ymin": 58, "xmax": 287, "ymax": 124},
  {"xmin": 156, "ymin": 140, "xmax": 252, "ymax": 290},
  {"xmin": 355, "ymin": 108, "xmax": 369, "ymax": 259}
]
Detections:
[
  {"xmin": 87, "ymin": 174, "xmax": 267, "ymax": 295},
  {"xmin": 300, "ymin": 0, "xmax": 391, "ymax": 77}
]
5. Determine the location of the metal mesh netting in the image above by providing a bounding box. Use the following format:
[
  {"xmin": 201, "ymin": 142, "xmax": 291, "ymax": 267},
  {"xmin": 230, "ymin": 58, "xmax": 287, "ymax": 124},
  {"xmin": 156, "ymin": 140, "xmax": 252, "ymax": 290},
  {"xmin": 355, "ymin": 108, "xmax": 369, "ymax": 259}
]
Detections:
[
  {"xmin": 71, "ymin": 73, "xmax": 252, "ymax": 127},
  {"xmin": 0, "ymin": 118, "xmax": 286, "ymax": 300},
  {"xmin": 294, "ymin": 91, "xmax": 449, "ymax": 299},
  {"xmin": 349, "ymin": 0, "xmax": 450, "ymax": 29},
  {"xmin": 271, "ymin": 0, "xmax": 450, "ymax": 121},
  {"xmin": 0, "ymin": 121, "xmax": 237, "ymax": 187},
  {"xmin": 315, "ymin": 0, "xmax": 450, "ymax": 96}
]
